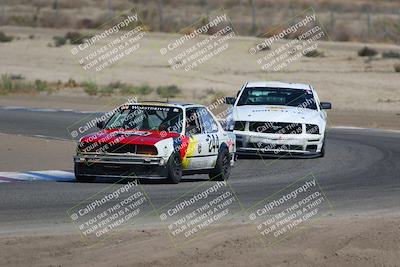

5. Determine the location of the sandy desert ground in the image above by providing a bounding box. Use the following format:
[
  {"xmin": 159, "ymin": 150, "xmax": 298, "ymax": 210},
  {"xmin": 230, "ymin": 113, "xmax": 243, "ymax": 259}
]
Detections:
[{"xmin": 0, "ymin": 212, "xmax": 399, "ymax": 267}]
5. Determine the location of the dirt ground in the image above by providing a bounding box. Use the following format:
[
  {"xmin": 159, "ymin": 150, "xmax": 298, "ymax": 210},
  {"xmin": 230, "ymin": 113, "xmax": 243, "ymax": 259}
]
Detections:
[{"xmin": 0, "ymin": 213, "xmax": 398, "ymax": 267}]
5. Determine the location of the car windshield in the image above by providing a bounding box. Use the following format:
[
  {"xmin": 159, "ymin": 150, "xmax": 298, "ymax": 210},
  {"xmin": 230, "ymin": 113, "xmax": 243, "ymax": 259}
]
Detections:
[
  {"xmin": 104, "ymin": 105, "xmax": 183, "ymax": 133},
  {"xmin": 237, "ymin": 87, "xmax": 318, "ymax": 110}
]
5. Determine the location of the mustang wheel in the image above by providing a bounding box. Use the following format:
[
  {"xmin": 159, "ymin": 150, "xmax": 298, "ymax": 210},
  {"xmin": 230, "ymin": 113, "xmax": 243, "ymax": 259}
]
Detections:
[
  {"xmin": 209, "ymin": 148, "xmax": 231, "ymax": 181},
  {"xmin": 167, "ymin": 152, "xmax": 182, "ymax": 184}
]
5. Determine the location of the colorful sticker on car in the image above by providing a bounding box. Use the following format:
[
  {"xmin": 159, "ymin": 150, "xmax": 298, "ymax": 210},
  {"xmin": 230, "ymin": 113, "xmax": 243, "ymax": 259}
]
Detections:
[{"xmin": 181, "ymin": 136, "xmax": 197, "ymax": 169}]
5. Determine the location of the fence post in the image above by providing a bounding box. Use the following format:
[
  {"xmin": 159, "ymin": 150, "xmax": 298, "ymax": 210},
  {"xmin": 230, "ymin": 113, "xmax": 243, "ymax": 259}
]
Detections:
[
  {"xmin": 367, "ymin": 11, "xmax": 371, "ymax": 41},
  {"xmin": 158, "ymin": 0, "xmax": 164, "ymax": 32},
  {"xmin": 0, "ymin": 2, "xmax": 5, "ymax": 25},
  {"xmin": 107, "ymin": 0, "xmax": 112, "ymax": 20},
  {"xmin": 52, "ymin": 0, "xmax": 58, "ymax": 27},
  {"xmin": 251, "ymin": 0, "xmax": 256, "ymax": 35}
]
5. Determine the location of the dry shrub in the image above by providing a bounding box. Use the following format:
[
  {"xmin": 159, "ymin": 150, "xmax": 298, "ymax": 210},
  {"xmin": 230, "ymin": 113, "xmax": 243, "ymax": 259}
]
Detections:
[
  {"xmin": 358, "ymin": 46, "xmax": 378, "ymax": 57},
  {"xmin": 333, "ymin": 27, "xmax": 352, "ymax": 42},
  {"xmin": 394, "ymin": 63, "xmax": 400, "ymax": 73}
]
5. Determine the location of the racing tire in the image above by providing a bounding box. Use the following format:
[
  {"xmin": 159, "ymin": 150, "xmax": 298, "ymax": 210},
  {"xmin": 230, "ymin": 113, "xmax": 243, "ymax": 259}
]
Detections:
[
  {"xmin": 167, "ymin": 152, "xmax": 182, "ymax": 184},
  {"xmin": 75, "ymin": 174, "xmax": 96, "ymax": 183},
  {"xmin": 209, "ymin": 148, "xmax": 231, "ymax": 181}
]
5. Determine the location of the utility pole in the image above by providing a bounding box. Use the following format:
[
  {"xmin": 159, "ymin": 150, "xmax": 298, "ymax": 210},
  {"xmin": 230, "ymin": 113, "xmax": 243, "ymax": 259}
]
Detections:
[
  {"xmin": 107, "ymin": 0, "xmax": 112, "ymax": 20},
  {"xmin": 53, "ymin": 0, "xmax": 58, "ymax": 27},
  {"xmin": 366, "ymin": 7, "xmax": 371, "ymax": 42}
]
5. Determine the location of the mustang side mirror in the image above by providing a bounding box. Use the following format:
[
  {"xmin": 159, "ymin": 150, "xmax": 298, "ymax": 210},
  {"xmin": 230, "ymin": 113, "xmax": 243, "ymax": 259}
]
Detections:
[
  {"xmin": 224, "ymin": 97, "xmax": 236, "ymax": 105},
  {"xmin": 320, "ymin": 102, "xmax": 332, "ymax": 110},
  {"xmin": 96, "ymin": 121, "xmax": 105, "ymax": 129}
]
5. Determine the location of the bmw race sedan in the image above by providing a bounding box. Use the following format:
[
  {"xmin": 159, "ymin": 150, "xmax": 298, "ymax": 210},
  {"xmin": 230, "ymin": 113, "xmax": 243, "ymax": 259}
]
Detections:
[
  {"xmin": 74, "ymin": 102, "xmax": 236, "ymax": 183},
  {"xmin": 225, "ymin": 81, "xmax": 331, "ymax": 157}
]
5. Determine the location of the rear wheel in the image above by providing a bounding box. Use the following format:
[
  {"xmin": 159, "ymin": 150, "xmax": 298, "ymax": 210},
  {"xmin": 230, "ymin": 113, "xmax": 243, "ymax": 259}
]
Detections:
[
  {"xmin": 209, "ymin": 148, "xmax": 231, "ymax": 181},
  {"xmin": 167, "ymin": 153, "xmax": 182, "ymax": 184}
]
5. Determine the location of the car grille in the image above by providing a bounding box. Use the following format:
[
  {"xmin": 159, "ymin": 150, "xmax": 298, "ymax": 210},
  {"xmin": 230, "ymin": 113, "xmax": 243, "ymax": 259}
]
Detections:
[
  {"xmin": 247, "ymin": 142, "xmax": 303, "ymax": 151},
  {"xmin": 248, "ymin": 122, "xmax": 303, "ymax": 134},
  {"xmin": 78, "ymin": 142, "xmax": 138, "ymax": 154}
]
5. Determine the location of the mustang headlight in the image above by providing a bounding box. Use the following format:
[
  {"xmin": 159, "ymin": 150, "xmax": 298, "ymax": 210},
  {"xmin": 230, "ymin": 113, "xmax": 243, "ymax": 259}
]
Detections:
[
  {"xmin": 226, "ymin": 120, "xmax": 235, "ymax": 131},
  {"xmin": 306, "ymin": 124, "xmax": 320, "ymax": 134}
]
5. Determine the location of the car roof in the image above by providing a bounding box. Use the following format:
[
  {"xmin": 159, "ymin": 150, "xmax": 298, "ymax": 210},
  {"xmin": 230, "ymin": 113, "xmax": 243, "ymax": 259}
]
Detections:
[
  {"xmin": 245, "ymin": 81, "xmax": 312, "ymax": 90},
  {"xmin": 131, "ymin": 101, "xmax": 203, "ymax": 109}
]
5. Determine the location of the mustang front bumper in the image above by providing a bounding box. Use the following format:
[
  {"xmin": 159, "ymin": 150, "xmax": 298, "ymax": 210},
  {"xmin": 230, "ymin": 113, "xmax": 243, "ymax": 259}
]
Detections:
[
  {"xmin": 74, "ymin": 153, "xmax": 169, "ymax": 179},
  {"xmin": 234, "ymin": 131, "xmax": 324, "ymax": 156}
]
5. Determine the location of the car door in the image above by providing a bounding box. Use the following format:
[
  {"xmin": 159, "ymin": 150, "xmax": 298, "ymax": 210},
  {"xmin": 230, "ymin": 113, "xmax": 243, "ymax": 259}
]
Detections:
[
  {"xmin": 197, "ymin": 107, "xmax": 221, "ymax": 168},
  {"xmin": 183, "ymin": 108, "xmax": 215, "ymax": 170}
]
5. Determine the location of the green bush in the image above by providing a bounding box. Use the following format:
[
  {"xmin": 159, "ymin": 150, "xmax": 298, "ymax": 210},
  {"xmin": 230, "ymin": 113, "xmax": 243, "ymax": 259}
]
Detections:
[
  {"xmin": 66, "ymin": 78, "xmax": 78, "ymax": 87},
  {"xmin": 121, "ymin": 84, "xmax": 152, "ymax": 95},
  {"xmin": 99, "ymin": 86, "xmax": 114, "ymax": 96},
  {"xmin": 0, "ymin": 31, "xmax": 13, "ymax": 42},
  {"xmin": 108, "ymin": 81, "xmax": 125, "ymax": 89},
  {"xmin": 358, "ymin": 46, "xmax": 378, "ymax": 57},
  {"xmin": 53, "ymin": 36, "xmax": 67, "ymax": 47},
  {"xmin": 82, "ymin": 81, "xmax": 98, "ymax": 95},
  {"xmin": 382, "ymin": 51, "xmax": 400, "ymax": 59},
  {"xmin": 0, "ymin": 75, "xmax": 13, "ymax": 92},
  {"xmin": 156, "ymin": 85, "xmax": 181, "ymax": 98},
  {"xmin": 34, "ymin": 79, "xmax": 48, "ymax": 92}
]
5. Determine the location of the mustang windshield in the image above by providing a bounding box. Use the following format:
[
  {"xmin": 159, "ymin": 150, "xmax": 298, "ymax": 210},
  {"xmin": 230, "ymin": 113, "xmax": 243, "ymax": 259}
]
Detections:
[
  {"xmin": 104, "ymin": 105, "xmax": 183, "ymax": 133},
  {"xmin": 237, "ymin": 87, "xmax": 318, "ymax": 110}
]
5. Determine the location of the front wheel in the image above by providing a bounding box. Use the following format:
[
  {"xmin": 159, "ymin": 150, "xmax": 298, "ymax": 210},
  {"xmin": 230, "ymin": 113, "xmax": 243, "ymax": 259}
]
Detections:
[
  {"xmin": 167, "ymin": 153, "xmax": 182, "ymax": 184},
  {"xmin": 209, "ymin": 148, "xmax": 231, "ymax": 181}
]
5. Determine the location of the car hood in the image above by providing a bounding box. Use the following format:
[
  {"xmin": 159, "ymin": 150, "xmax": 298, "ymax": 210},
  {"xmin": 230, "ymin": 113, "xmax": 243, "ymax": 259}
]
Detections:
[
  {"xmin": 80, "ymin": 129, "xmax": 180, "ymax": 146},
  {"xmin": 231, "ymin": 105, "xmax": 323, "ymax": 124}
]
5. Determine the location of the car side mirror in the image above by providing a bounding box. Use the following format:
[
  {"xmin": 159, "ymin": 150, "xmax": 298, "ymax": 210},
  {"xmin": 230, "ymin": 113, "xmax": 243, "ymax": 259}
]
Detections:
[
  {"xmin": 224, "ymin": 97, "xmax": 236, "ymax": 105},
  {"xmin": 320, "ymin": 102, "xmax": 332, "ymax": 110},
  {"xmin": 96, "ymin": 121, "xmax": 105, "ymax": 129}
]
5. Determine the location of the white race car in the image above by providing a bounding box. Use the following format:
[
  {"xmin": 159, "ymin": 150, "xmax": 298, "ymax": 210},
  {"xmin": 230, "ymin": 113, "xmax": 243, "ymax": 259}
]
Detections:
[
  {"xmin": 225, "ymin": 81, "xmax": 331, "ymax": 157},
  {"xmin": 74, "ymin": 102, "xmax": 236, "ymax": 183}
]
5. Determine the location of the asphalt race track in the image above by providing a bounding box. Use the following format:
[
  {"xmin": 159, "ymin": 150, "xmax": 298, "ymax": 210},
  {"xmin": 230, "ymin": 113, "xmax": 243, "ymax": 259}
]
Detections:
[{"xmin": 0, "ymin": 107, "xmax": 399, "ymax": 234}]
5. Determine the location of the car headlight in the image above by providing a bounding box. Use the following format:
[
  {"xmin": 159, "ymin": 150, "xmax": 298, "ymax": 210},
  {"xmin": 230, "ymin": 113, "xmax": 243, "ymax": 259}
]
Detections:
[
  {"xmin": 306, "ymin": 124, "xmax": 320, "ymax": 134},
  {"xmin": 226, "ymin": 120, "xmax": 235, "ymax": 131}
]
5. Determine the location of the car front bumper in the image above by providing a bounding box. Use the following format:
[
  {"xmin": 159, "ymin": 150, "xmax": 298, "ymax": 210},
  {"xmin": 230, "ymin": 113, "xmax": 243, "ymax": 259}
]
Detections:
[
  {"xmin": 74, "ymin": 153, "xmax": 169, "ymax": 179},
  {"xmin": 234, "ymin": 131, "xmax": 324, "ymax": 156}
]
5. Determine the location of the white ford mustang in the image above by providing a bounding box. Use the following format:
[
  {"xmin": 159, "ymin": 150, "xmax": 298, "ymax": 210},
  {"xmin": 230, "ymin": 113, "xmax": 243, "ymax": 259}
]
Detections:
[{"xmin": 225, "ymin": 81, "xmax": 331, "ymax": 157}]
